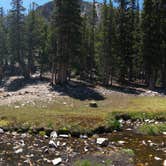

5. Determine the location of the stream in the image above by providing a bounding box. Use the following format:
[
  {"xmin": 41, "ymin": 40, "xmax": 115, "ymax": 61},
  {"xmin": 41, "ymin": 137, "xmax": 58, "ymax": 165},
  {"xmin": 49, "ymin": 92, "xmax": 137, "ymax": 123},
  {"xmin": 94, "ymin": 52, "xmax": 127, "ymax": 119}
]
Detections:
[{"xmin": 0, "ymin": 129, "xmax": 165, "ymax": 166}]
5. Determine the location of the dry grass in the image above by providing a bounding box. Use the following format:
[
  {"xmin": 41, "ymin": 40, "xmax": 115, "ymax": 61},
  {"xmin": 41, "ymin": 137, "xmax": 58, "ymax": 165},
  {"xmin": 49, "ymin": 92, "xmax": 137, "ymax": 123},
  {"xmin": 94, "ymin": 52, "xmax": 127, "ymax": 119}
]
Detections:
[{"xmin": 0, "ymin": 94, "xmax": 166, "ymax": 132}]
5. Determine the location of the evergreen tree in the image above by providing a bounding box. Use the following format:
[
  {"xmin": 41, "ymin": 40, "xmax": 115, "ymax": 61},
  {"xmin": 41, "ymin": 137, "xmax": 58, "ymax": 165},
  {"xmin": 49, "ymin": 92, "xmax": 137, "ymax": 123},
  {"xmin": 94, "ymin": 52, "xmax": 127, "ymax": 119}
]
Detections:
[
  {"xmin": 88, "ymin": 0, "xmax": 97, "ymax": 81},
  {"xmin": 0, "ymin": 7, "xmax": 6, "ymax": 80},
  {"xmin": 0, "ymin": 8, "xmax": 6, "ymax": 66},
  {"xmin": 25, "ymin": 2, "xmax": 38, "ymax": 76},
  {"xmin": 142, "ymin": 0, "xmax": 160, "ymax": 89},
  {"xmin": 9, "ymin": 0, "xmax": 29, "ymax": 78},
  {"xmin": 159, "ymin": 0, "xmax": 166, "ymax": 87},
  {"xmin": 52, "ymin": 0, "xmax": 82, "ymax": 84},
  {"xmin": 100, "ymin": 0, "xmax": 115, "ymax": 86}
]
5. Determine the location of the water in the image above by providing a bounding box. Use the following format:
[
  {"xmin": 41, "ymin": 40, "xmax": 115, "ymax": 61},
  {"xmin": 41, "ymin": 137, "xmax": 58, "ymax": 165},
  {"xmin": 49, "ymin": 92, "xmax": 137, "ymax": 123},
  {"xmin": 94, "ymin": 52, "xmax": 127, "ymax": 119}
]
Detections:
[
  {"xmin": 0, "ymin": 130, "xmax": 165, "ymax": 165},
  {"xmin": 106, "ymin": 131, "xmax": 166, "ymax": 166}
]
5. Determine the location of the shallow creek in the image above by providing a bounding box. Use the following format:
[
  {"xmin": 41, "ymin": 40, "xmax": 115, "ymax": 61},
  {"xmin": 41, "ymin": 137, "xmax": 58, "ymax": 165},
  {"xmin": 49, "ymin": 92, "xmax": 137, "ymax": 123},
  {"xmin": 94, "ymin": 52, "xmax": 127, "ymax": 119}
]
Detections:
[{"xmin": 0, "ymin": 129, "xmax": 165, "ymax": 166}]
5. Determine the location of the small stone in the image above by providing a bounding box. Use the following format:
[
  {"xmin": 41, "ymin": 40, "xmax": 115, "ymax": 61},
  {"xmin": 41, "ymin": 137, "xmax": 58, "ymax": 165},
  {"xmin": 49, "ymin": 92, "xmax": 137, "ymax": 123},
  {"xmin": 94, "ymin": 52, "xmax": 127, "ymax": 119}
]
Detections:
[
  {"xmin": 142, "ymin": 140, "xmax": 146, "ymax": 145},
  {"xmin": 14, "ymin": 105, "xmax": 20, "ymax": 109},
  {"xmin": 118, "ymin": 141, "xmax": 125, "ymax": 145},
  {"xmin": 59, "ymin": 134, "xmax": 70, "ymax": 138},
  {"xmin": 52, "ymin": 158, "xmax": 62, "ymax": 165},
  {"xmin": 0, "ymin": 128, "xmax": 4, "ymax": 134},
  {"xmin": 96, "ymin": 138, "xmax": 109, "ymax": 146},
  {"xmin": 80, "ymin": 134, "xmax": 88, "ymax": 139},
  {"xmin": 15, "ymin": 148, "xmax": 23, "ymax": 154},
  {"xmin": 154, "ymin": 156, "xmax": 162, "ymax": 160},
  {"xmin": 126, "ymin": 128, "xmax": 132, "ymax": 131},
  {"xmin": 163, "ymin": 160, "xmax": 166, "ymax": 166},
  {"xmin": 162, "ymin": 132, "xmax": 166, "ymax": 135},
  {"xmin": 50, "ymin": 131, "xmax": 58, "ymax": 139},
  {"xmin": 49, "ymin": 140, "xmax": 57, "ymax": 148}
]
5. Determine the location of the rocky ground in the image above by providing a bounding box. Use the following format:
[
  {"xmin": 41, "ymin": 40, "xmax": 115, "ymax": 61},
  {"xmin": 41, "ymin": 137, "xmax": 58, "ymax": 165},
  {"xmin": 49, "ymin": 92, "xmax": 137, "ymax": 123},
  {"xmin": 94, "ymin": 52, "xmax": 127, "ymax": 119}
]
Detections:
[
  {"xmin": 0, "ymin": 76, "xmax": 165, "ymax": 106},
  {"xmin": 0, "ymin": 119, "xmax": 166, "ymax": 166},
  {"xmin": 0, "ymin": 129, "xmax": 135, "ymax": 166}
]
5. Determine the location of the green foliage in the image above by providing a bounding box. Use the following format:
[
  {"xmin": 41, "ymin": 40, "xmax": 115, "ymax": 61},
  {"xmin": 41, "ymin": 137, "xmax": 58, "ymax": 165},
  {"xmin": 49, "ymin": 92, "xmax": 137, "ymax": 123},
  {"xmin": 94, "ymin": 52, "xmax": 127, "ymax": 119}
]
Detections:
[
  {"xmin": 74, "ymin": 160, "xmax": 102, "ymax": 166},
  {"xmin": 121, "ymin": 149, "xmax": 135, "ymax": 156},
  {"xmin": 137, "ymin": 124, "xmax": 166, "ymax": 135},
  {"xmin": 107, "ymin": 114, "xmax": 121, "ymax": 130},
  {"xmin": 39, "ymin": 131, "xmax": 46, "ymax": 136}
]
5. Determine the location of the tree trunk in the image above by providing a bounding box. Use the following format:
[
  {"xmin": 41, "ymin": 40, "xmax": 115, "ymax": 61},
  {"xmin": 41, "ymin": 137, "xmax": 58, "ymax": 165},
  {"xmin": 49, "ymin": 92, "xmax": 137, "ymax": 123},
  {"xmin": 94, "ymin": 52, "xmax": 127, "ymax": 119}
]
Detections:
[
  {"xmin": 28, "ymin": 50, "xmax": 34, "ymax": 76},
  {"xmin": 148, "ymin": 70, "xmax": 156, "ymax": 90},
  {"xmin": 56, "ymin": 63, "xmax": 68, "ymax": 84},
  {"xmin": 161, "ymin": 60, "xmax": 166, "ymax": 88},
  {"xmin": 19, "ymin": 50, "xmax": 30, "ymax": 79}
]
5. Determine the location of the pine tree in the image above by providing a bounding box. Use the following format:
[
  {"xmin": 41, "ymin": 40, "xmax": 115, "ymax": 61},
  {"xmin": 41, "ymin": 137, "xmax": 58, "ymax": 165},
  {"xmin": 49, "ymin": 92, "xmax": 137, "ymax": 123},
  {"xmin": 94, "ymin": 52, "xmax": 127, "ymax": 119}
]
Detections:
[
  {"xmin": 52, "ymin": 0, "xmax": 82, "ymax": 84},
  {"xmin": 88, "ymin": 0, "xmax": 97, "ymax": 81},
  {"xmin": 0, "ymin": 7, "xmax": 6, "ymax": 80},
  {"xmin": 116, "ymin": 0, "xmax": 129, "ymax": 83},
  {"xmin": 9, "ymin": 0, "xmax": 29, "ymax": 78},
  {"xmin": 26, "ymin": 2, "xmax": 38, "ymax": 76},
  {"xmin": 142, "ymin": 0, "xmax": 160, "ymax": 89},
  {"xmin": 159, "ymin": 0, "xmax": 166, "ymax": 88},
  {"xmin": 100, "ymin": 0, "xmax": 115, "ymax": 86}
]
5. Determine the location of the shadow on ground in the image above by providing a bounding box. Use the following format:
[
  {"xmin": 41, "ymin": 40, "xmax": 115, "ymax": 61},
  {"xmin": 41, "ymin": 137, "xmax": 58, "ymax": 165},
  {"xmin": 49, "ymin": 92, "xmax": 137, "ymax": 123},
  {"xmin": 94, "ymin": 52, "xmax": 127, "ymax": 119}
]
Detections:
[
  {"xmin": 108, "ymin": 85, "xmax": 145, "ymax": 95},
  {"xmin": 3, "ymin": 77, "xmax": 48, "ymax": 92},
  {"xmin": 51, "ymin": 80, "xmax": 105, "ymax": 101},
  {"xmin": 3, "ymin": 77, "xmax": 105, "ymax": 101}
]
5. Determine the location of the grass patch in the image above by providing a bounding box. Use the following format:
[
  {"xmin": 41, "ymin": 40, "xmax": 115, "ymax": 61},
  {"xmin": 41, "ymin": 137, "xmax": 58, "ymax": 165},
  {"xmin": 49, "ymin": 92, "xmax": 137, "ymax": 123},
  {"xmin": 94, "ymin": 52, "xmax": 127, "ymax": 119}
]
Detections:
[
  {"xmin": 121, "ymin": 149, "xmax": 135, "ymax": 156},
  {"xmin": 0, "ymin": 95, "xmax": 166, "ymax": 132},
  {"xmin": 74, "ymin": 159, "xmax": 112, "ymax": 166},
  {"xmin": 137, "ymin": 123, "xmax": 166, "ymax": 135}
]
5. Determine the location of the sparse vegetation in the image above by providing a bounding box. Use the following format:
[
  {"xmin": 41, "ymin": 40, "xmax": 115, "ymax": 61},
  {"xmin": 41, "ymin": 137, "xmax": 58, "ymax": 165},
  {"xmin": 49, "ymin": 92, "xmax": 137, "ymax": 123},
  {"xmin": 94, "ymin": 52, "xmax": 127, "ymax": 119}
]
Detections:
[
  {"xmin": 137, "ymin": 123, "xmax": 166, "ymax": 135},
  {"xmin": 0, "ymin": 96, "xmax": 165, "ymax": 133}
]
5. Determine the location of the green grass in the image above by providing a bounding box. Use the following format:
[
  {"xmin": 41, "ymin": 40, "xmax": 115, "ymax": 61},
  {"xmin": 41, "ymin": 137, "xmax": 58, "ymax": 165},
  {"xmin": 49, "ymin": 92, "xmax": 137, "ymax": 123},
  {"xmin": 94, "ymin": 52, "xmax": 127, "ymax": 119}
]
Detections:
[
  {"xmin": 137, "ymin": 123, "xmax": 166, "ymax": 135},
  {"xmin": 0, "ymin": 95, "xmax": 166, "ymax": 133}
]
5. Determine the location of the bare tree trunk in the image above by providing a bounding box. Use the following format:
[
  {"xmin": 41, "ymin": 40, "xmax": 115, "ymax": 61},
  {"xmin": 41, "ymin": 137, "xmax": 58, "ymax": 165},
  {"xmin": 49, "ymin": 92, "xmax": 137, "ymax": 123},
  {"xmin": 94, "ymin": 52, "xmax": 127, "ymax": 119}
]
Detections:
[
  {"xmin": 56, "ymin": 63, "xmax": 68, "ymax": 84},
  {"xmin": 148, "ymin": 70, "xmax": 156, "ymax": 90},
  {"xmin": 161, "ymin": 61, "xmax": 166, "ymax": 88}
]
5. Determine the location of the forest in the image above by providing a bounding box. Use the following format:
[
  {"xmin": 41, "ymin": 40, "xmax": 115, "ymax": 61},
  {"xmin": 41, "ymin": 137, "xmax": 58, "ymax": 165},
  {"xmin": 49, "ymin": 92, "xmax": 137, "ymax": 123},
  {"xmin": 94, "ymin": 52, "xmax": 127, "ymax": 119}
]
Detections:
[
  {"xmin": 0, "ymin": 0, "xmax": 165, "ymax": 90},
  {"xmin": 0, "ymin": 0, "xmax": 166, "ymax": 166}
]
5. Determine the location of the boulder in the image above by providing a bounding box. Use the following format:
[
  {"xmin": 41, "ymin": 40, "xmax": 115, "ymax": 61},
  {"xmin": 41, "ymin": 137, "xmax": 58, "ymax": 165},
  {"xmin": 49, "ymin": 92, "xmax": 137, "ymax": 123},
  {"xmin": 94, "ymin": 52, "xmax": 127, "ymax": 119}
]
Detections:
[
  {"xmin": 0, "ymin": 128, "xmax": 4, "ymax": 134},
  {"xmin": 89, "ymin": 101, "xmax": 98, "ymax": 108},
  {"xmin": 52, "ymin": 158, "xmax": 62, "ymax": 165},
  {"xmin": 96, "ymin": 138, "xmax": 109, "ymax": 146}
]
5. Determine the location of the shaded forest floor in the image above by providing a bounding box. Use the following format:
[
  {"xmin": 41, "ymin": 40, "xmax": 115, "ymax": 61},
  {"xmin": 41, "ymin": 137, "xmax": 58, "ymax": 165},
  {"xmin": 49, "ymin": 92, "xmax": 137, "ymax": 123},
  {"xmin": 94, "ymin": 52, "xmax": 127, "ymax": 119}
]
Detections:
[{"xmin": 0, "ymin": 75, "xmax": 166, "ymax": 132}]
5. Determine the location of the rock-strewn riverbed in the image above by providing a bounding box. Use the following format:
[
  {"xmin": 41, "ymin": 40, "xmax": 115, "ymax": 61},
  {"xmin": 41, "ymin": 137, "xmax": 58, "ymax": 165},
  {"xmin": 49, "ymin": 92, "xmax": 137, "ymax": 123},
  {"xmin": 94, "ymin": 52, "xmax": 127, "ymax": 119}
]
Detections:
[{"xmin": 0, "ymin": 127, "xmax": 165, "ymax": 166}]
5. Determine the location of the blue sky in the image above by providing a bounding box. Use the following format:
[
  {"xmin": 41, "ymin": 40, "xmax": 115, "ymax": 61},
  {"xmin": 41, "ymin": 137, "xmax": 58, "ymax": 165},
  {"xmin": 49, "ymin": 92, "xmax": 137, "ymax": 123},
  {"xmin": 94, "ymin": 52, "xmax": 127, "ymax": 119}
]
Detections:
[{"xmin": 0, "ymin": 0, "xmax": 143, "ymax": 13}]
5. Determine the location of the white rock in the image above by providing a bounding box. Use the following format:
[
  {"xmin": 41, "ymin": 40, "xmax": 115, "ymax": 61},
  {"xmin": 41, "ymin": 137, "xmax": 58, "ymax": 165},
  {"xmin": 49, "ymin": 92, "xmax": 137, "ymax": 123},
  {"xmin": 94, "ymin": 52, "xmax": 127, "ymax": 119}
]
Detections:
[
  {"xmin": 49, "ymin": 140, "xmax": 57, "ymax": 148},
  {"xmin": 52, "ymin": 158, "xmax": 62, "ymax": 165},
  {"xmin": 80, "ymin": 134, "xmax": 88, "ymax": 139},
  {"xmin": 162, "ymin": 132, "xmax": 166, "ymax": 135},
  {"xmin": 59, "ymin": 134, "xmax": 70, "ymax": 138},
  {"xmin": 154, "ymin": 156, "xmax": 162, "ymax": 160},
  {"xmin": 14, "ymin": 105, "xmax": 20, "ymax": 109},
  {"xmin": 163, "ymin": 160, "xmax": 166, "ymax": 166},
  {"xmin": 147, "ymin": 140, "xmax": 152, "ymax": 143},
  {"xmin": 96, "ymin": 138, "xmax": 109, "ymax": 146},
  {"xmin": 50, "ymin": 131, "xmax": 58, "ymax": 139},
  {"xmin": 126, "ymin": 128, "xmax": 132, "ymax": 131},
  {"xmin": 142, "ymin": 140, "xmax": 146, "ymax": 145},
  {"xmin": 118, "ymin": 141, "xmax": 125, "ymax": 145},
  {"xmin": 0, "ymin": 128, "xmax": 4, "ymax": 134},
  {"xmin": 15, "ymin": 148, "xmax": 23, "ymax": 154}
]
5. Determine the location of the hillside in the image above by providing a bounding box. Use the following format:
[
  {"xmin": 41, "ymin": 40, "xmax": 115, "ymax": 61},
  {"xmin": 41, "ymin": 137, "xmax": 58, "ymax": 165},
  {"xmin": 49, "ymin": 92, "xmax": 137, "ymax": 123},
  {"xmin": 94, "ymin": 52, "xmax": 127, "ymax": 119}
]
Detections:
[{"xmin": 37, "ymin": 0, "xmax": 102, "ymax": 20}]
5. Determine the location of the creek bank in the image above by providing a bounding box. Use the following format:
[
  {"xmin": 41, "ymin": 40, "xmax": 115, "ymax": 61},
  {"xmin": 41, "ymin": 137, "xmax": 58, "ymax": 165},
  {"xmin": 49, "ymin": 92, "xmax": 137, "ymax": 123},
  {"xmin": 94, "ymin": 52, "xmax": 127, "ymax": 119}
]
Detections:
[{"xmin": 0, "ymin": 119, "xmax": 165, "ymax": 166}]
